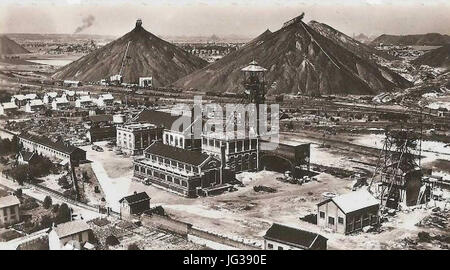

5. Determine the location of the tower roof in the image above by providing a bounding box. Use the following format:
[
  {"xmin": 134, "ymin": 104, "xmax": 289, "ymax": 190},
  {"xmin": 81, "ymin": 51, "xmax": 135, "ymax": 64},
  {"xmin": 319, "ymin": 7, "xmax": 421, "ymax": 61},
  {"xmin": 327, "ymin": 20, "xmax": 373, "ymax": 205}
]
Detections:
[{"xmin": 241, "ymin": 60, "xmax": 267, "ymax": 72}]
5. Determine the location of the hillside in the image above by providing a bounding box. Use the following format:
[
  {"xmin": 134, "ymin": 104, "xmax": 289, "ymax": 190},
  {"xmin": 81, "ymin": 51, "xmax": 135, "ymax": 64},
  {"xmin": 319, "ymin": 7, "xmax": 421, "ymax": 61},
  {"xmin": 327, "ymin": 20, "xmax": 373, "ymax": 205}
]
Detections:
[
  {"xmin": 174, "ymin": 16, "xmax": 412, "ymax": 95},
  {"xmin": 412, "ymin": 45, "xmax": 450, "ymax": 69},
  {"xmin": 0, "ymin": 35, "xmax": 30, "ymax": 55},
  {"xmin": 370, "ymin": 33, "xmax": 450, "ymax": 46},
  {"xmin": 52, "ymin": 20, "xmax": 207, "ymax": 86}
]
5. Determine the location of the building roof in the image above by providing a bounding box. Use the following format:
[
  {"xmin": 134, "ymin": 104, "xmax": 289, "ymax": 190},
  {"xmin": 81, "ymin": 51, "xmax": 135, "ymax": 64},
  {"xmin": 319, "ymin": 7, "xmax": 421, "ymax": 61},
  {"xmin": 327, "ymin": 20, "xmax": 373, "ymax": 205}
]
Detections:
[
  {"xmin": 53, "ymin": 220, "xmax": 90, "ymax": 239},
  {"xmin": 88, "ymin": 126, "xmax": 116, "ymax": 136},
  {"xmin": 25, "ymin": 94, "xmax": 37, "ymax": 100},
  {"xmin": 318, "ymin": 189, "xmax": 379, "ymax": 214},
  {"xmin": 1, "ymin": 102, "xmax": 18, "ymax": 109},
  {"xmin": 241, "ymin": 60, "xmax": 267, "ymax": 72},
  {"xmin": 133, "ymin": 109, "xmax": 191, "ymax": 132},
  {"xmin": 45, "ymin": 92, "xmax": 58, "ymax": 98},
  {"xmin": 119, "ymin": 192, "xmax": 150, "ymax": 204},
  {"xmin": 12, "ymin": 94, "xmax": 26, "ymax": 101},
  {"xmin": 19, "ymin": 132, "xmax": 85, "ymax": 155},
  {"xmin": 89, "ymin": 114, "xmax": 113, "ymax": 123},
  {"xmin": 53, "ymin": 97, "xmax": 69, "ymax": 104},
  {"xmin": 145, "ymin": 141, "xmax": 210, "ymax": 166},
  {"xmin": 0, "ymin": 195, "xmax": 20, "ymax": 208},
  {"xmin": 78, "ymin": 96, "xmax": 92, "ymax": 102},
  {"xmin": 28, "ymin": 99, "xmax": 44, "ymax": 106},
  {"xmin": 263, "ymin": 223, "xmax": 326, "ymax": 249},
  {"xmin": 98, "ymin": 93, "xmax": 114, "ymax": 100}
]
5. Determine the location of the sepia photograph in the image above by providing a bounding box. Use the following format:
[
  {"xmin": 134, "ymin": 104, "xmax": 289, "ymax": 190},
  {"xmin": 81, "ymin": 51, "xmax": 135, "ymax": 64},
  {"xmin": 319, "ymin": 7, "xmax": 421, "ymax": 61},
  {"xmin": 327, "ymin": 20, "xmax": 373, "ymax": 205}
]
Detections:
[{"xmin": 0, "ymin": 0, "xmax": 449, "ymax": 256}]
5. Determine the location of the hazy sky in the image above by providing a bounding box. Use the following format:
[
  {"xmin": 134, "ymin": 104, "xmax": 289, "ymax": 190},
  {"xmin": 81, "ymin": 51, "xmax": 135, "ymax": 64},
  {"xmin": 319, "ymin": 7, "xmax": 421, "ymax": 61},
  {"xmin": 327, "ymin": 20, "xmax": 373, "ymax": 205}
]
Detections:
[{"xmin": 1, "ymin": 0, "xmax": 449, "ymax": 38}]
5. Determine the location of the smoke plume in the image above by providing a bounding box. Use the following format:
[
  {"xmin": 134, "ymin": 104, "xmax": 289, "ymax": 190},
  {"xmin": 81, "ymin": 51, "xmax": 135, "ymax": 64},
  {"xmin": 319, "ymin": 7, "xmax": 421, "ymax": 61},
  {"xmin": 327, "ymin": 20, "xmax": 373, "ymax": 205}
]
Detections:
[{"xmin": 74, "ymin": 15, "xmax": 95, "ymax": 34}]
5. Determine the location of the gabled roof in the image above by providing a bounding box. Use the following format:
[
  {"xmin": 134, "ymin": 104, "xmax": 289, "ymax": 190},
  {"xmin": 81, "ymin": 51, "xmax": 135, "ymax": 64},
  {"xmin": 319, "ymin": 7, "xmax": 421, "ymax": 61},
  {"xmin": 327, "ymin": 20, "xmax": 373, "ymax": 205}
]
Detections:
[
  {"xmin": 263, "ymin": 223, "xmax": 326, "ymax": 249},
  {"xmin": 144, "ymin": 141, "xmax": 211, "ymax": 166},
  {"xmin": 28, "ymin": 99, "xmax": 44, "ymax": 106},
  {"xmin": 25, "ymin": 94, "xmax": 37, "ymax": 100},
  {"xmin": 1, "ymin": 102, "xmax": 18, "ymax": 109},
  {"xmin": 53, "ymin": 97, "xmax": 69, "ymax": 104},
  {"xmin": 53, "ymin": 220, "xmax": 90, "ymax": 239},
  {"xmin": 0, "ymin": 195, "xmax": 20, "ymax": 208},
  {"xmin": 119, "ymin": 192, "xmax": 150, "ymax": 204},
  {"xmin": 98, "ymin": 93, "xmax": 114, "ymax": 100},
  {"xmin": 318, "ymin": 189, "xmax": 379, "ymax": 214},
  {"xmin": 45, "ymin": 92, "xmax": 58, "ymax": 98},
  {"xmin": 19, "ymin": 132, "xmax": 85, "ymax": 155}
]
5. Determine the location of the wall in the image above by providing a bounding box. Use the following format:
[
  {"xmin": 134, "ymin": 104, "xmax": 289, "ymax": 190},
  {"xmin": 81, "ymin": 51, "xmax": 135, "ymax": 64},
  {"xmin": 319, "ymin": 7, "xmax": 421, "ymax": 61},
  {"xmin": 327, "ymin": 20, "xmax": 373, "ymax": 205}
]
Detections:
[
  {"xmin": 0, "ymin": 204, "xmax": 20, "ymax": 227},
  {"xmin": 317, "ymin": 201, "xmax": 346, "ymax": 234},
  {"xmin": 140, "ymin": 213, "xmax": 262, "ymax": 250},
  {"xmin": 141, "ymin": 214, "xmax": 192, "ymax": 236}
]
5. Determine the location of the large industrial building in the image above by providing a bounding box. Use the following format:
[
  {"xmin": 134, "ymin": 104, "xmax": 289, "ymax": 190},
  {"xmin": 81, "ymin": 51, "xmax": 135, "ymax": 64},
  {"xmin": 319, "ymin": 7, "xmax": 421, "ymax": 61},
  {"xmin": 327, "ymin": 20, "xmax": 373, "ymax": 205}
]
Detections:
[{"xmin": 116, "ymin": 123, "xmax": 163, "ymax": 155}]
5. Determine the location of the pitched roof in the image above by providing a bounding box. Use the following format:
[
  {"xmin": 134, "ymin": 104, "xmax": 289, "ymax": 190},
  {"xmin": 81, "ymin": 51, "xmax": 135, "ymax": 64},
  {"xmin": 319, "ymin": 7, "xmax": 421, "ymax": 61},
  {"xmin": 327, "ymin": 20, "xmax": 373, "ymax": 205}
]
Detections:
[
  {"xmin": 1, "ymin": 102, "xmax": 18, "ymax": 109},
  {"xmin": 19, "ymin": 132, "xmax": 85, "ymax": 155},
  {"xmin": 54, "ymin": 220, "xmax": 90, "ymax": 238},
  {"xmin": 53, "ymin": 97, "xmax": 69, "ymax": 104},
  {"xmin": 264, "ymin": 223, "xmax": 326, "ymax": 249},
  {"xmin": 318, "ymin": 189, "xmax": 379, "ymax": 214},
  {"xmin": 98, "ymin": 93, "xmax": 114, "ymax": 100},
  {"xmin": 119, "ymin": 192, "xmax": 150, "ymax": 204},
  {"xmin": 28, "ymin": 99, "xmax": 44, "ymax": 106},
  {"xmin": 45, "ymin": 92, "xmax": 58, "ymax": 98},
  {"xmin": 133, "ymin": 109, "xmax": 191, "ymax": 132},
  {"xmin": 0, "ymin": 195, "xmax": 20, "ymax": 208},
  {"xmin": 145, "ymin": 141, "xmax": 210, "ymax": 166}
]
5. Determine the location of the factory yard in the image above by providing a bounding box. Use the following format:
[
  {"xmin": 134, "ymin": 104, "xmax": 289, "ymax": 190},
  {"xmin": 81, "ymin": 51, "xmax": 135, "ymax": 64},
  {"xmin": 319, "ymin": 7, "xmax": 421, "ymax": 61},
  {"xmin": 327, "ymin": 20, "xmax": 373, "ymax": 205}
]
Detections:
[{"xmin": 77, "ymin": 129, "xmax": 450, "ymax": 250}]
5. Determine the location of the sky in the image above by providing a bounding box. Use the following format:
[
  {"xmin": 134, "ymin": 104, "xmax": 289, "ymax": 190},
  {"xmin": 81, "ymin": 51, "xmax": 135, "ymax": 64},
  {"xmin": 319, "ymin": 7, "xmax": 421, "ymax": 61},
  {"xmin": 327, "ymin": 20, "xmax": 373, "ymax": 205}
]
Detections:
[{"xmin": 0, "ymin": 0, "xmax": 449, "ymax": 38}]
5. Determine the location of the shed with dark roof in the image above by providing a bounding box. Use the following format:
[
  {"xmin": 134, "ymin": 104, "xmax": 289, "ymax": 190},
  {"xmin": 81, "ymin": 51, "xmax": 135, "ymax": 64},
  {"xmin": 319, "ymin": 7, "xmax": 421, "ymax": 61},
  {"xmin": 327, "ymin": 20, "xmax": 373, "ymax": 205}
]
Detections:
[
  {"xmin": 263, "ymin": 223, "xmax": 327, "ymax": 250},
  {"xmin": 119, "ymin": 192, "xmax": 151, "ymax": 219}
]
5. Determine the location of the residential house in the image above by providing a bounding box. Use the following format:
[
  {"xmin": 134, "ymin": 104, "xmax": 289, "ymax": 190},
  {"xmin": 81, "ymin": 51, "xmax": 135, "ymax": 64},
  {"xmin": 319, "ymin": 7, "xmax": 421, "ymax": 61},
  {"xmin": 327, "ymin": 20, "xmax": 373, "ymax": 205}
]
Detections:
[
  {"xmin": 263, "ymin": 223, "xmax": 327, "ymax": 250},
  {"xmin": 0, "ymin": 195, "xmax": 20, "ymax": 228},
  {"xmin": 48, "ymin": 220, "xmax": 91, "ymax": 250},
  {"xmin": 75, "ymin": 96, "xmax": 95, "ymax": 109},
  {"xmin": 51, "ymin": 97, "xmax": 70, "ymax": 111},
  {"xmin": 0, "ymin": 102, "xmax": 18, "ymax": 116},
  {"xmin": 43, "ymin": 92, "xmax": 59, "ymax": 104},
  {"xmin": 317, "ymin": 189, "xmax": 379, "ymax": 234},
  {"xmin": 119, "ymin": 191, "xmax": 151, "ymax": 220},
  {"xmin": 96, "ymin": 93, "xmax": 114, "ymax": 107},
  {"xmin": 25, "ymin": 99, "xmax": 44, "ymax": 113}
]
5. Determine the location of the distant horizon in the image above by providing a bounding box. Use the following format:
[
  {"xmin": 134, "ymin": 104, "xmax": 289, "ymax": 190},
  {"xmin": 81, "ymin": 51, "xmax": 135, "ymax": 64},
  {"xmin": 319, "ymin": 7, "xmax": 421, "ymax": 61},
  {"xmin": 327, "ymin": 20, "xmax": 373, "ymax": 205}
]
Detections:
[{"xmin": 1, "ymin": 0, "xmax": 449, "ymax": 37}]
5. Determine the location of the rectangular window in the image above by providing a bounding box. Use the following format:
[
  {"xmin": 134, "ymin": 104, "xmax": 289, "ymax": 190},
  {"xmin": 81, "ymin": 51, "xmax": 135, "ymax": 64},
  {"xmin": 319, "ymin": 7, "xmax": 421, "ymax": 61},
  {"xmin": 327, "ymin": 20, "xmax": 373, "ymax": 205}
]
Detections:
[
  {"xmin": 278, "ymin": 246, "xmax": 284, "ymax": 250},
  {"xmin": 244, "ymin": 140, "xmax": 249, "ymax": 150},
  {"xmin": 319, "ymin": 211, "xmax": 325, "ymax": 219},
  {"xmin": 267, "ymin": 243, "xmax": 273, "ymax": 249},
  {"xmin": 328, "ymin": 217, "xmax": 335, "ymax": 225},
  {"xmin": 338, "ymin": 217, "xmax": 344, "ymax": 224}
]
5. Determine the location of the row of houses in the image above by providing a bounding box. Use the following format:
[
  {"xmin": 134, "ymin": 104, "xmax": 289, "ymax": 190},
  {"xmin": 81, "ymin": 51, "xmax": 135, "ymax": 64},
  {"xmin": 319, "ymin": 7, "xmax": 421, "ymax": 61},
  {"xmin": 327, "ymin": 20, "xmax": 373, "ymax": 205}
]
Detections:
[{"xmin": 1, "ymin": 92, "xmax": 116, "ymax": 116}]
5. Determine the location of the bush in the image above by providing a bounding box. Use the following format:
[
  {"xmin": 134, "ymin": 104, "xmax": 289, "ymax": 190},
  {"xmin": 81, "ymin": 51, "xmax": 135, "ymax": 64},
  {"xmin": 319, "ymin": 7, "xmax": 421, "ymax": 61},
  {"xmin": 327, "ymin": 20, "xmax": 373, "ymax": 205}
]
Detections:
[
  {"xmin": 52, "ymin": 204, "xmax": 60, "ymax": 213},
  {"xmin": 30, "ymin": 155, "xmax": 55, "ymax": 177},
  {"xmin": 10, "ymin": 165, "xmax": 29, "ymax": 185},
  {"xmin": 43, "ymin": 196, "xmax": 52, "ymax": 209}
]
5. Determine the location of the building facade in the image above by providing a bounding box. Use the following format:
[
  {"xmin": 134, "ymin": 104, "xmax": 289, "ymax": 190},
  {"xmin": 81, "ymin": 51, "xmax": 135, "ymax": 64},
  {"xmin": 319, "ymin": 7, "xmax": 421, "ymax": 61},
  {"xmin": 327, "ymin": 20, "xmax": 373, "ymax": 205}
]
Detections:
[
  {"xmin": 202, "ymin": 133, "xmax": 258, "ymax": 173},
  {"xmin": 0, "ymin": 195, "xmax": 20, "ymax": 228},
  {"xmin": 48, "ymin": 220, "xmax": 91, "ymax": 250},
  {"xmin": 119, "ymin": 192, "xmax": 151, "ymax": 220},
  {"xmin": 116, "ymin": 123, "xmax": 163, "ymax": 155},
  {"xmin": 133, "ymin": 142, "xmax": 222, "ymax": 197},
  {"xmin": 25, "ymin": 99, "xmax": 44, "ymax": 113},
  {"xmin": 317, "ymin": 190, "xmax": 379, "ymax": 234},
  {"xmin": 19, "ymin": 133, "xmax": 86, "ymax": 163},
  {"xmin": 0, "ymin": 102, "xmax": 18, "ymax": 116}
]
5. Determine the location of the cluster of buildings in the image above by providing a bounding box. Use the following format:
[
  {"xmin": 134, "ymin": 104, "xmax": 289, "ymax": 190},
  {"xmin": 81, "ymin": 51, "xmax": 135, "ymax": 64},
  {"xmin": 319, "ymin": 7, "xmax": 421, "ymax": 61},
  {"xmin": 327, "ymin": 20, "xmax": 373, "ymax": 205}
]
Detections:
[{"xmin": 0, "ymin": 90, "xmax": 116, "ymax": 116}]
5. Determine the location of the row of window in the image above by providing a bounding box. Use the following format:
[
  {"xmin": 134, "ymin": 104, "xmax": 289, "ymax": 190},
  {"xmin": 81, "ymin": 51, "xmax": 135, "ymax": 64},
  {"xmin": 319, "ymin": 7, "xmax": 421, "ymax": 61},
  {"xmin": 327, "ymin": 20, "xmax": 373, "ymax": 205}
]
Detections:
[
  {"xmin": 135, "ymin": 165, "xmax": 189, "ymax": 187},
  {"xmin": 144, "ymin": 154, "xmax": 201, "ymax": 174},
  {"xmin": 202, "ymin": 138, "xmax": 257, "ymax": 153},
  {"xmin": 319, "ymin": 211, "xmax": 344, "ymax": 225}
]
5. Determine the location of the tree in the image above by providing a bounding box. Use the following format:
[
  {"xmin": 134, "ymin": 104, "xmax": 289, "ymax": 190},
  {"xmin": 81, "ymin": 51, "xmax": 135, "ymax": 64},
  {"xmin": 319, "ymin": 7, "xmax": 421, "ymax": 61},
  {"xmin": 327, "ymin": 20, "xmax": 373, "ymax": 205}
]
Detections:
[
  {"xmin": 40, "ymin": 215, "xmax": 53, "ymax": 228},
  {"xmin": 55, "ymin": 203, "xmax": 71, "ymax": 224},
  {"xmin": 10, "ymin": 165, "xmax": 28, "ymax": 185},
  {"xmin": 15, "ymin": 188, "xmax": 23, "ymax": 198},
  {"xmin": 52, "ymin": 204, "xmax": 60, "ymax": 213},
  {"xmin": 43, "ymin": 196, "xmax": 53, "ymax": 209}
]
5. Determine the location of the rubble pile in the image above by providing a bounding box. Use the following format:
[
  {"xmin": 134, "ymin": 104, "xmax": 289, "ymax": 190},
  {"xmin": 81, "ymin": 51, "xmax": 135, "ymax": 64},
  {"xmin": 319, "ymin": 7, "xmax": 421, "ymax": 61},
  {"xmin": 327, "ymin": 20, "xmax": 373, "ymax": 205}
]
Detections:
[{"xmin": 416, "ymin": 207, "xmax": 449, "ymax": 230}]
